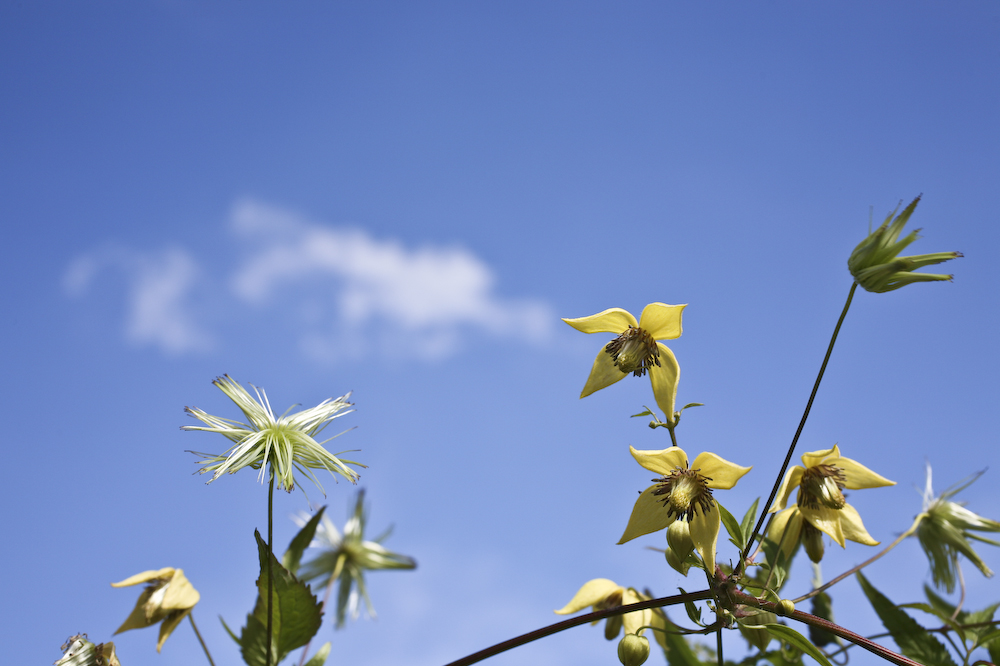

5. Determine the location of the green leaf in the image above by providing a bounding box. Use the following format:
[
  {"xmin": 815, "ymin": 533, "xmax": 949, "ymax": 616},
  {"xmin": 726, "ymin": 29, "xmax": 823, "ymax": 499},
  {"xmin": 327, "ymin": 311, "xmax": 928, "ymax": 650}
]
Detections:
[
  {"xmin": 283, "ymin": 506, "xmax": 327, "ymax": 576},
  {"xmin": 808, "ymin": 592, "xmax": 836, "ymax": 648},
  {"xmin": 240, "ymin": 530, "xmax": 324, "ymax": 666},
  {"xmin": 856, "ymin": 572, "xmax": 958, "ymax": 666},
  {"xmin": 764, "ymin": 624, "xmax": 833, "ymax": 666},
  {"xmin": 219, "ymin": 615, "xmax": 240, "ymax": 644},
  {"xmin": 678, "ymin": 587, "xmax": 703, "ymax": 626},
  {"xmin": 679, "ymin": 402, "xmax": 704, "ymax": 412},
  {"xmin": 739, "ymin": 498, "xmax": 760, "ymax": 549},
  {"xmin": 631, "ymin": 408, "xmax": 654, "ymax": 418},
  {"xmin": 716, "ymin": 501, "xmax": 745, "ymax": 551},
  {"xmin": 898, "ymin": 602, "xmax": 965, "ymax": 642},
  {"xmin": 652, "ymin": 614, "xmax": 704, "ymax": 666},
  {"xmin": 302, "ymin": 642, "xmax": 332, "ymax": 666},
  {"xmin": 986, "ymin": 629, "xmax": 1000, "ymax": 665}
]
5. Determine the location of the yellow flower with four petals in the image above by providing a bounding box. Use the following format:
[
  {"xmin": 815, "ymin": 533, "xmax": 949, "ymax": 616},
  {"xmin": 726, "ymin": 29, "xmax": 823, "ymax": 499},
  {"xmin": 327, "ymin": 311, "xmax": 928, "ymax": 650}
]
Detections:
[
  {"xmin": 111, "ymin": 567, "xmax": 201, "ymax": 652},
  {"xmin": 563, "ymin": 303, "xmax": 686, "ymax": 424},
  {"xmin": 555, "ymin": 578, "xmax": 651, "ymax": 639},
  {"xmin": 768, "ymin": 445, "xmax": 894, "ymax": 559},
  {"xmin": 619, "ymin": 446, "xmax": 751, "ymax": 573}
]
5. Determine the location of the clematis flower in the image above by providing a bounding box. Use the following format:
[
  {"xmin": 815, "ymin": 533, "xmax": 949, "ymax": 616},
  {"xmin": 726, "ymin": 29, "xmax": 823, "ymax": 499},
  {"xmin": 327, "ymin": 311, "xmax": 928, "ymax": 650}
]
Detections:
[
  {"xmin": 916, "ymin": 465, "xmax": 1000, "ymax": 593},
  {"xmin": 111, "ymin": 568, "xmax": 200, "ymax": 652},
  {"xmin": 769, "ymin": 445, "xmax": 893, "ymax": 551},
  {"xmin": 184, "ymin": 375, "xmax": 362, "ymax": 494},
  {"xmin": 618, "ymin": 446, "xmax": 751, "ymax": 573},
  {"xmin": 563, "ymin": 303, "xmax": 685, "ymax": 424},
  {"xmin": 295, "ymin": 489, "xmax": 416, "ymax": 628},
  {"xmin": 847, "ymin": 195, "xmax": 961, "ymax": 293},
  {"xmin": 555, "ymin": 579, "xmax": 651, "ymax": 639}
]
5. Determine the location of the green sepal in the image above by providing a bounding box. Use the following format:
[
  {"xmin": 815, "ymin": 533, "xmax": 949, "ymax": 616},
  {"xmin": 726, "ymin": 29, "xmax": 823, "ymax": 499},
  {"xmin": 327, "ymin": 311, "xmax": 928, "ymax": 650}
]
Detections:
[
  {"xmin": 283, "ymin": 506, "xmax": 327, "ymax": 576},
  {"xmin": 764, "ymin": 623, "xmax": 832, "ymax": 666},
  {"xmin": 302, "ymin": 642, "xmax": 332, "ymax": 666},
  {"xmin": 856, "ymin": 572, "xmax": 958, "ymax": 666},
  {"xmin": 239, "ymin": 530, "xmax": 324, "ymax": 666}
]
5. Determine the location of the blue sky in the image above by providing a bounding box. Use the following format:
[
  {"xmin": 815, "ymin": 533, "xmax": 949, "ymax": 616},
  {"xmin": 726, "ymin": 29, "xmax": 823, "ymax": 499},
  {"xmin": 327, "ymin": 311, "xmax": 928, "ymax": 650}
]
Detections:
[{"xmin": 2, "ymin": 2, "xmax": 999, "ymax": 665}]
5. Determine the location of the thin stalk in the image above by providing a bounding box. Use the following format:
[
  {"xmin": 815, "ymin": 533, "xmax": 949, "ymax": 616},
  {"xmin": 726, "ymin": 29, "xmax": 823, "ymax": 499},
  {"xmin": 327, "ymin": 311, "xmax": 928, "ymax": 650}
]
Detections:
[
  {"xmin": 740, "ymin": 282, "xmax": 858, "ymax": 573},
  {"xmin": 442, "ymin": 589, "xmax": 713, "ymax": 666},
  {"xmin": 668, "ymin": 424, "xmax": 678, "ymax": 447},
  {"xmin": 297, "ymin": 555, "xmax": 347, "ymax": 666},
  {"xmin": 188, "ymin": 613, "xmax": 216, "ymax": 666},
  {"xmin": 267, "ymin": 473, "xmax": 274, "ymax": 666},
  {"xmin": 791, "ymin": 515, "xmax": 921, "ymax": 604},
  {"xmin": 716, "ymin": 626, "xmax": 723, "ymax": 666}
]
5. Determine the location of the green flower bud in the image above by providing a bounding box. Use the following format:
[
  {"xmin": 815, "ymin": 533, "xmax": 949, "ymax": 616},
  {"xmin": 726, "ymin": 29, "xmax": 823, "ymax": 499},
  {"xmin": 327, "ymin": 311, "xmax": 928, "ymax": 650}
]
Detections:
[
  {"xmin": 776, "ymin": 599, "xmax": 795, "ymax": 616},
  {"xmin": 617, "ymin": 634, "xmax": 650, "ymax": 666},
  {"xmin": 736, "ymin": 609, "xmax": 777, "ymax": 652},
  {"xmin": 665, "ymin": 519, "xmax": 695, "ymax": 575},
  {"xmin": 847, "ymin": 196, "xmax": 961, "ymax": 293},
  {"xmin": 803, "ymin": 522, "xmax": 825, "ymax": 563}
]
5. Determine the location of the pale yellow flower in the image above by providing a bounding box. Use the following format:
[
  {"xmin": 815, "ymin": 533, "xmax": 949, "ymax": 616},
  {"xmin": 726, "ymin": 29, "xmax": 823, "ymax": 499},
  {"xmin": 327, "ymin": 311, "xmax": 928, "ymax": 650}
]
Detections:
[
  {"xmin": 111, "ymin": 567, "xmax": 200, "ymax": 652},
  {"xmin": 555, "ymin": 579, "xmax": 650, "ymax": 639},
  {"xmin": 563, "ymin": 303, "xmax": 685, "ymax": 424},
  {"xmin": 619, "ymin": 446, "xmax": 751, "ymax": 573},
  {"xmin": 770, "ymin": 445, "xmax": 894, "ymax": 549}
]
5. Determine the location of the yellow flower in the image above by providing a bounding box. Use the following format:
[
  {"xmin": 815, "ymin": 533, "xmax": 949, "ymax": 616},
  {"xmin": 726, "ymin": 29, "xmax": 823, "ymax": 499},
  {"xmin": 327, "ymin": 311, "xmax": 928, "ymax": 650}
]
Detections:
[
  {"xmin": 555, "ymin": 579, "xmax": 650, "ymax": 639},
  {"xmin": 563, "ymin": 303, "xmax": 686, "ymax": 424},
  {"xmin": 770, "ymin": 445, "xmax": 894, "ymax": 549},
  {"xmin": 111, "ymin": 567, "xmax": 200, "ymax": 652},
  {"xmin": 619, "ymin": 446, "xmax": 751, "ymax": 573}
]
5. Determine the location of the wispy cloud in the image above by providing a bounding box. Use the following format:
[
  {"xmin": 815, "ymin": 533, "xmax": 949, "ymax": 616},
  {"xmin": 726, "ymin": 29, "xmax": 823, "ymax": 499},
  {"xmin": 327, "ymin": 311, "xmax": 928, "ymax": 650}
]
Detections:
[
  {"xmin": 63, "ymin": 200, "xmax": 554, "ymax": 361},
  {"xmin": 64, "ymin": 245, "xmax": 213, "ymax": 355}
]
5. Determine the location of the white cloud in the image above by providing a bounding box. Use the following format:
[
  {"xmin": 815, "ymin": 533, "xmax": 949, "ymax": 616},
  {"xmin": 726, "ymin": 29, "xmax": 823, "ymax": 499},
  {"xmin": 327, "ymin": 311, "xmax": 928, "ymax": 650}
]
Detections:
[
  {"xmin": 229, "ymin": 199, "xmax": 554, "ymax": 359},
  {"xmin": 63, "ymin": 200, "xmax": 554, "ymax": 361},
  {"xmin": 63, "ymin": 245, "xmax": 213, "ymax": 355}
]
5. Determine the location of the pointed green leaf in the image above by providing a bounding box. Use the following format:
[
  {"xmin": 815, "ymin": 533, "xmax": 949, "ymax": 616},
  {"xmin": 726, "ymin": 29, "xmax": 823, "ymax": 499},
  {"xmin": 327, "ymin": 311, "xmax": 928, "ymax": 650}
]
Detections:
[
  {"xmin": 739, "ymin": 498, "xmax": 760, "ymax": 549},
  {"xmin": 716, "ymin": 501, "xmax": 744, "ymax": 551},
  {"xmin": 653, "ymin": 615, "xmax": 704, "ymax": 665},
  {"xmin": 764, "ymin": 624, "xmax": 833, "ymax": 666},
  {"xmin": 678, "ymin": 588, "xmax": 703, "ymax": 626},
  {"xmin": 219, "ymin": 615, "xmax": 240, "ymax": 644},
  {"xmin": 302, "ymin": 642, "xmax": 332, "ymax": 666},
  {"xmin": 284, "ymin": 506, "xmax": 327, "ymax": 576},
  {"xmin": 856, "ymin": 572, "xmax": 958, "ymax": 666},
  {"xmin": 631, "ymin": 408, "xmax": 654, "ymax": 418},
  {"xmin": 240, "ymin": 530, "xmax": 324, "ymax": 666}
]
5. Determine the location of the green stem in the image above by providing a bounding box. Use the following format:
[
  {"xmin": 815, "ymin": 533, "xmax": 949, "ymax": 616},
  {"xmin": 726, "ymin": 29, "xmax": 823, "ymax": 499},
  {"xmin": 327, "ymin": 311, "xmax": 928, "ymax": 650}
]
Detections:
[
  {"xmin": 442, "ymin": 589, "xmax": 714, "ymax": 666},
  {"xmin": 715, "ymin": 626, "xmax": 723, "ymax": 666},
  {"xmin": 791, "ymin": 515, "xmax": 923, "ymax": 604},
  {"xmin": 739, "ymin": 282, "xmax": 858, "ymax": 572},
  {"xmin": 188, "ymin": 613, "xmax": 216, "ymax": 666},
  {"xmin": 267, "ymin": 473, "xmax": 274, "ymax": 666}
]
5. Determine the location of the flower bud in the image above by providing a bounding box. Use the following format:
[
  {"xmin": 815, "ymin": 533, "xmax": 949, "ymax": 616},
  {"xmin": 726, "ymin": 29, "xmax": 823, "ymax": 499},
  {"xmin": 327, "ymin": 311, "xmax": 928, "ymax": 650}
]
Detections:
[
  {"xmin": 847, "ymin": 196, "xmax": 961, "ymax": 293},
  {"xmin": 617, "ymin": 634, "xmax": 650, "ymax": 666},
  {"xmin": 776, "ymin": 599, "xmax": 795, "ymax": 616},
  {"xmin": 803, "ymin": 523, "xmax": 825, "ymax": 563},
  {"xmin": 665, "ymin": 520, "xmax": 695, "ymax": 575}
]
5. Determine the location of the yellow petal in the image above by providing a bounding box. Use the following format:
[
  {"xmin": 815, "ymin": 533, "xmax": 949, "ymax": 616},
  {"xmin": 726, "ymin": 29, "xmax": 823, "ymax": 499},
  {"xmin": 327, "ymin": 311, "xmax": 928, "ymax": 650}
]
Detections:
[
  {"xmin": 649, "ymin": 343, "xmax": 680, "ymax": 423},
  {"xmin": 800, "ymin": 505, "xmax": 846, "ymax": 548},
  {"xmin": 580, "ymin": 347, "xmax": 629, "ymax": 398},
  {"xmin": 637, "ymin": 303, "xmax": 686, "ymax": 340},
  {"xmin": 563, "ymin": 308, "xmax": 638, "ymax": 334},
  {"xmin": 839, "ymin": 503, "xmax": 880, "ymax": 546},
  {"xmin": 160, "ymin": 569, "xmax": 200, "ymax": 610},
  {"xmin": 800, "ymin": 446, "xmax": 839, "ymax": 469},
  {"xmin": 156, "ymin": 608, "xmax": 192, "ymax": 652},
  {"xmin": 618, "ymin": 485, "xmax": 676, "ymax": 543},
  {"xmin": 829, "ymin": 456, "xmax": 895, "ymax": 490},
  {"xmin": 114, "ymin": 588, "xmax": 161, "ymax": 634},
  {"xmin": 689, "ymin": 504, "xmax": 721, "ymax": 573},
  {"xmin": 770, "ymin": 467, "xmax": 805, "ymax": 513},
  {"xmin": 554, "ymin": 579, "xmax": 622, "ymax": 614},
  {"xmin": 111, "ymin": 568, "xmax": 176, "ymax": 588},
  {"xmin": 629, "ymin": 445, "xmax": 689, "ymax": 476},
  {"xmin": 690, "ymin": 452, "xmax": 751, "ymax": 490},
  {"xmin": 621, "ymin": 589, "xmax": 652, "ymax": 636},
  {"xmin": 767, "ymin": 507, "xmax": 803, "ymax": 561}
]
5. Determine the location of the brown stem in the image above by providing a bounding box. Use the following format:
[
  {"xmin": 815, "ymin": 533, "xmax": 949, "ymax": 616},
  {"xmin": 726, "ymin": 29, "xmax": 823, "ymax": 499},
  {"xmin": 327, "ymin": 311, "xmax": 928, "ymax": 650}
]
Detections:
[{"xmin": 442, "ymin": 590, "xmax": 713, "ymax": 666}]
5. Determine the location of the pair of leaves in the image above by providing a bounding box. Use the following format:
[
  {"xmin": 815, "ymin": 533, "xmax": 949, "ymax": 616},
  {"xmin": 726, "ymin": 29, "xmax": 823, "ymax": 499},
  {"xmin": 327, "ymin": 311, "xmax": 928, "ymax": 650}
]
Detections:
[
  {"xmin": 717, "ymin": 498, "xmax": 759, "ymax": 558},
  {"xmin": 222, "ymin": 508, "xmax": 332, "ymax": 666}
]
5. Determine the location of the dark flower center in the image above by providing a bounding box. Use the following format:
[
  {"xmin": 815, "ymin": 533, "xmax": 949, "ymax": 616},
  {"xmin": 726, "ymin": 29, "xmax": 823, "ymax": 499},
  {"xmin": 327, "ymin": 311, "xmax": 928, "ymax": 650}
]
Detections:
[{"xmin": 605, "ymin": 326, "xmax": 660, "ymax": 376}]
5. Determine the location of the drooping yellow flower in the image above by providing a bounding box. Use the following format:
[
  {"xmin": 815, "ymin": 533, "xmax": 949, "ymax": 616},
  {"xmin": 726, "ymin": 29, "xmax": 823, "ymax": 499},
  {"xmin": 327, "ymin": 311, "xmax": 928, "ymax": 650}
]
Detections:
[
  {"xmin": 619, "ymin": 446, "xmax": 751, "ymax": 573},
  {"xmin": 563, "ymin": 303, "xmax": 685, "ymax": 424},
  {"xmin": 555, "ymin": 578, "xmax": 650, "ymax": 639},
  {"xmin": 769, "ymin": 445, "xmax": 894, "ymax": 550},
  {"xmin": 111, "ymin": 567, "xmax": 200, "ymax": 652}
]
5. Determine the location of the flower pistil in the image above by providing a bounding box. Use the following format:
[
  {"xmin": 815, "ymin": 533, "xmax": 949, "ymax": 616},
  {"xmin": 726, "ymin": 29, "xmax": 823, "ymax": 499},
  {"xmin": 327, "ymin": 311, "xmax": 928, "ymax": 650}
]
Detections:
[{"xmin": 605, "ymin": 326, "xmax": 660, "ymax": 376}]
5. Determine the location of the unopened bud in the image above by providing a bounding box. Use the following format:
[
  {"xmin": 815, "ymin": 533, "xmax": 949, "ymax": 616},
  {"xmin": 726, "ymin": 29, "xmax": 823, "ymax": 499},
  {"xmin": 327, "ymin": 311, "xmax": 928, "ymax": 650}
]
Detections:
[
  {"xmin": 803, "ymin": 523, "xmax": 825, "ymax": 563},
  {"xmin": 776, "ymin": 599, "xmax": 795, "ymax": 616},
  {"xmin": 617, "ymin": 633, "xmax": 650, "ymax": 666}
]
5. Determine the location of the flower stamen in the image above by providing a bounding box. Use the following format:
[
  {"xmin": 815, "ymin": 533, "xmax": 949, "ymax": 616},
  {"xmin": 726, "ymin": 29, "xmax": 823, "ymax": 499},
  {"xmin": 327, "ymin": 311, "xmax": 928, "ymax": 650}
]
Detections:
[
  {"xmin": 799, "ymin": 464, "xmax": 847, "ymax": 510},
  {"xmin": 604, "ymin": 326, "xmax": 660, "ymax": 376},
  {"xmin": 651, "ymin": 466, "xmax": 715, "ymax": 520}
]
